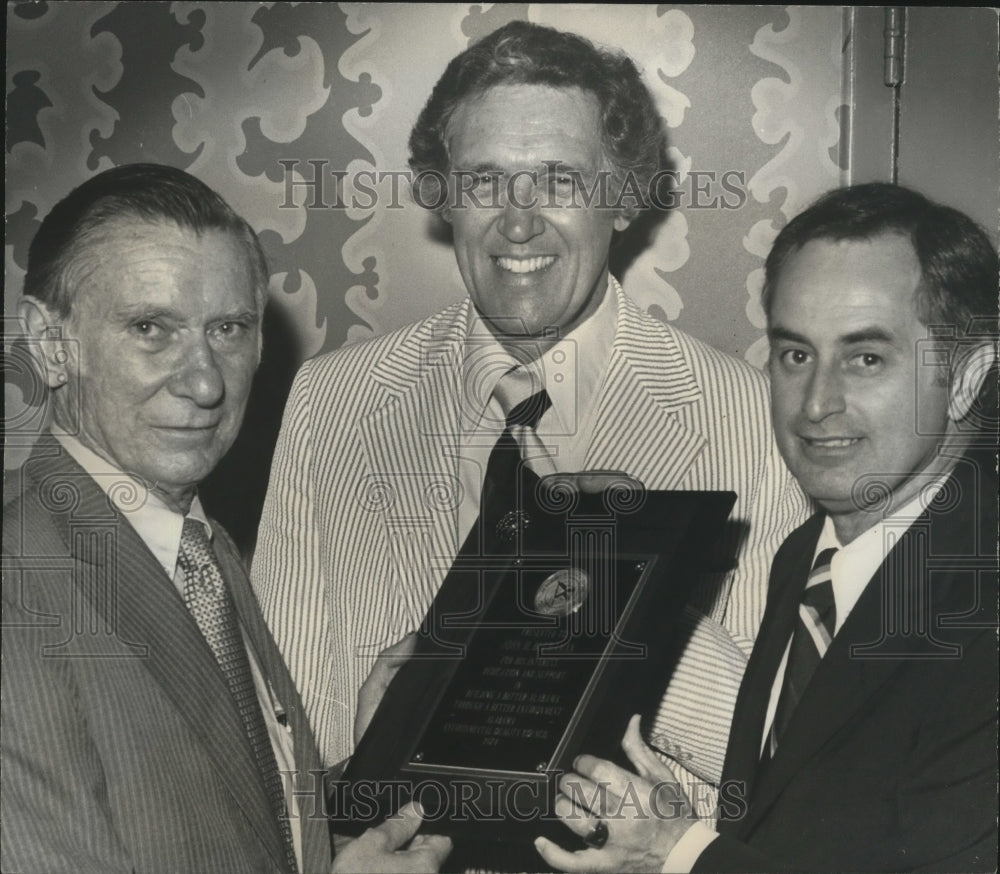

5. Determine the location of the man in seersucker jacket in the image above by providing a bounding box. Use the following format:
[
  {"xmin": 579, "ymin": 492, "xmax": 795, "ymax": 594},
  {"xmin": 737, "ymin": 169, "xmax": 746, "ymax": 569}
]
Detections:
[{"xmin": 252, "ymin": 21, "xmax": 810, "ymax": 822}]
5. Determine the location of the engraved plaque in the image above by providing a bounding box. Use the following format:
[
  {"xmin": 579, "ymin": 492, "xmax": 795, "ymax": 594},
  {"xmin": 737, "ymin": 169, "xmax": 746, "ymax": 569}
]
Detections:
[
  {"xmin": 336, "ymin": 482, "xmax": 737, "ymax": 872},
  {"xmin": 410, "ymin": 558, "xmax": 646, "ymax": 774}
]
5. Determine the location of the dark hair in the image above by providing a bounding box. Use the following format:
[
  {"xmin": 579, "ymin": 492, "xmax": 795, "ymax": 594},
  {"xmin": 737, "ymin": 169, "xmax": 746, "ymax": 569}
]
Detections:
[
  {"xmin": 408, "ymin": 20, "xmax": 669, "ymax": 216},
  {"xmin": 24, "ymin": 163, "xmax": 268, "ymax": 317},
  {"xmin": 762, "ymin": 183, "xmax": 998, "ymax": 337}
]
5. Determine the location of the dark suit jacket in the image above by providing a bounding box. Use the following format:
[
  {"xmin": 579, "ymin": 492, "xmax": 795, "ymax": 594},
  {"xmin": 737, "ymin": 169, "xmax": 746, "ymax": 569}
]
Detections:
[
  {"xmin": 696, "ymin": 453, "xmax": 998, "ymax": 872},
  {"xmin": 1, "ymin": 437, "xmax": 332, "ymax": 873}
]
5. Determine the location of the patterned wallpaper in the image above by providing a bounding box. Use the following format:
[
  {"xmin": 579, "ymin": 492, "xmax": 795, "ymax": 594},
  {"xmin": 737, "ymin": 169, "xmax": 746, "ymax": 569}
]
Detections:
[
  {"xmin": 6, "ymin": 3, "xmax": 845, "ymax": 357},
  {"xmin": 5, "ymin": 2, "xmax": 845, "ymax": 541}
]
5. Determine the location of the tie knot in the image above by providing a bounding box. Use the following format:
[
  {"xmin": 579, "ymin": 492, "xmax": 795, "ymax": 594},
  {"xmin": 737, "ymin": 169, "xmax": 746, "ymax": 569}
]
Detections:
[
  {"xmin": 803, "ymin": 547, "xmax": 837, "ymax": 615},
  {"xmin": 493, "ymin": 367, "xmax": 551, "ymax": 429},
  {"xmin": 806, "ymin": 547, "xmax": 838, "ymax": 587},
  {"xmin": 179, "ymin": 517, "xmax": 213, "ymax": 569},
  {"xmin": 506, "ymin": 390, "xmax": 551, "ymax": 429}
]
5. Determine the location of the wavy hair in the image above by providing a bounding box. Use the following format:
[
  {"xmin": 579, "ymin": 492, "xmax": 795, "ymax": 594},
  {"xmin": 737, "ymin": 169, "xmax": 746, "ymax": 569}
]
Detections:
[
  {"xmin": 408, "ymin": 21, "xmax": 669, "ymax": 218},
  {"xmin": 763, "ymin": 183, "xmax": 998, "ymax": 337}
]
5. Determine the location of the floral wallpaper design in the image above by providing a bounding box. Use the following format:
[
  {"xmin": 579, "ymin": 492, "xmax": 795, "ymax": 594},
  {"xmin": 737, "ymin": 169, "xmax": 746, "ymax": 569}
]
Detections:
[{"xmin": 5, "ymin": 1, "xmax": 846, "ymax": 542}]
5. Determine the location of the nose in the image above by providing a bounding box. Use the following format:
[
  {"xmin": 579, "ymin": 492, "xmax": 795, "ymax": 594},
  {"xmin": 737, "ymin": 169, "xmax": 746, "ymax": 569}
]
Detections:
[
  {"xmin": 803, "ymin": 363, "xmax": 846, "ymax": 421},
  {"xmin": 497, "ymin": 198, "xmax": 544, "ymax": 244},
  {"xmin": 169, "ymin": 335, "xmax": 224, "ymax": 407}
]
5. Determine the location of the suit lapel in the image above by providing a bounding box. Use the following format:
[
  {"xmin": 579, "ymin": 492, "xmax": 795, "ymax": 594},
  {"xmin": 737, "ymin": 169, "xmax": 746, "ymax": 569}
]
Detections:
[
  {"xmin": 734, "ymin": 467, "xmax": 984, "ymax": 836},
  {"xmin": 718, "ymin": 516, "xmax": 822, "ymax": 827},
  {"xmin": 741, "ymin": 574, "xmax": 907, "ymax": 834},
  {"xmin": 360, "ymin": 306, "xmax": 467, "ymax": 625},
  {"xmin": 585, "ymin": 287, "xmax": 707, "ymax": 485},
  {"xmin": 23, "ymin": 440, "xmax": 291, "ymax": 871},
  {"xmin": 219, "ymin": 528, "xmax": 331, "ymax": 870}
]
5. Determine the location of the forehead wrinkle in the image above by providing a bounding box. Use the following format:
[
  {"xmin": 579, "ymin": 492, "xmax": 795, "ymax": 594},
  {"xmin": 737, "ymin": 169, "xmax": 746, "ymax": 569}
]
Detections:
[{"xmin": 446, "ymin": 85, "xmax": 608, "ymax": 173}]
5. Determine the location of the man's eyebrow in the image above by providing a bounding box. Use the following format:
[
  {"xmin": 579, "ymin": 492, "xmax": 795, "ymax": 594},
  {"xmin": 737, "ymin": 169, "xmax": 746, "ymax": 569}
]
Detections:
[
  {"xmin": 114, "ymin": 305, "xmax": 175, "ymax": 321},
  {"xmin": 839, "ymin": 327, "xmax": 895, "ymax": 345},
  {"xmin": 218, "ymin": 308, "xmax": 261, "ymax": 324},
  {"xmin": 112, "ymin": 306, "xmax": 260, "ymax": 323},
  {"xmin": 454, "ymin": 162, "xmax": 505, "ymax": 175},
  {"xmin": 454, "ymin": 162, "xmax": 584, "ymax": 175},
  {"xmin": 768, "ymin": 325, "xmax": 896, "ymax": 345},
  {"xmin": 767, "ymin": 326, "xmax": 810, "ymax": 344}
]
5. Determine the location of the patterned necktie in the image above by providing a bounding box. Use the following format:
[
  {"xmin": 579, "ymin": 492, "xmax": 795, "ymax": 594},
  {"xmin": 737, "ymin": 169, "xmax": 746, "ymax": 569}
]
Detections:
[
  {"xmin": 479, "ymin": 368, "xmax": 553, "ymax": 545},
  {"xmin": 491, "ymin": 366, "xmax": 558, "ymax": 479},
  {"xmin": 766, "ymin": 547, "xmax": 838, "ymax": 759},
  {"xmin": 178, "ymin": 518, "xmax": 298, "ymax": 873}
]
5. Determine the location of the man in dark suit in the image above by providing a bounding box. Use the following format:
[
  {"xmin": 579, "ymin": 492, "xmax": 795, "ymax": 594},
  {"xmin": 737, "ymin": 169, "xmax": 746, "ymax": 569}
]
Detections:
[
  {"xmin": 1, "ymin": 164, "xmax": 450, "ymax": 874},
  {"xmin": 536, "ymin": 183, "xmax": 998, "ymax": 872}
]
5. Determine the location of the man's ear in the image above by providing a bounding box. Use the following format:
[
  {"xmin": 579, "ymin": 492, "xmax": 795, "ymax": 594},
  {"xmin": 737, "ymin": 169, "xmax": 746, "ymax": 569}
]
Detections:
[
  {"xmin": 17, "ymin": 296, "xmax": 71, "ymax": 389},
  {"xmin": 948, "ymin": 342, "xmax": 997, "ymax": 423}
]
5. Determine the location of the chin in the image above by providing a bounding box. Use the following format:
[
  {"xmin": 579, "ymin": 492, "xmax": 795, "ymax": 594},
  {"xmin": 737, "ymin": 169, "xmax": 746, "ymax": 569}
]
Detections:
[
  {"xmin": 794, "ymin": 473, "xmax": 856, "ymax": 508},
  {"xmin": 150, "ymin": 458, "xmax": 217, "ymax": 488}
]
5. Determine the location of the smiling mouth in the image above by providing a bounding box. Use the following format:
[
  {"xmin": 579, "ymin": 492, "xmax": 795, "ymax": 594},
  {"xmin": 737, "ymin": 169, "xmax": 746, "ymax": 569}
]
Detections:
[
  {"xmin": 492, "ymin": 255, "xmax": 556, "ymax": 274},
  {"xmin": 802, "ymin": 437, "xmax": 861, "ymax": 449},
  {"xmin": 155, "ymin": 424, "xmax": 219, "ymax": 435}
]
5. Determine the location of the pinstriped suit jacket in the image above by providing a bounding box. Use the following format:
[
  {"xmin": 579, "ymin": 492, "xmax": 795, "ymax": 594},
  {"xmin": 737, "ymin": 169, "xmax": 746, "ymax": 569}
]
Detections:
[
  {"xmin": 1, "ymin": 437, "xmax": 331, "ymax": 874},
  {"xmin": 252, "ymin": 280, "xmax": 811, "ymax": 786}
]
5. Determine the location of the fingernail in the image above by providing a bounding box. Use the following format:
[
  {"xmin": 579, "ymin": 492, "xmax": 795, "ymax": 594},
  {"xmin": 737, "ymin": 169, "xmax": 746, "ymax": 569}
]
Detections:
[{"xmin": 411, "ymin": 799, "xmax": 425, "ymax": 817}]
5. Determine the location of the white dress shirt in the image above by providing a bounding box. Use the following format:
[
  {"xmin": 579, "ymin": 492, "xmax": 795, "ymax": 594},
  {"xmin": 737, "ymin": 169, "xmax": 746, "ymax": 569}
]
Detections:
[
  {"xmin": 455, "ymin": 277, "xmax": 618, "ymax": 541},
  {"xmin": 663, "ymin": 475, "xmax": 950, "ymax": 872},
  {"xmin": 52, "ymin": 430, "xmax": 302, "ymax": 868}
]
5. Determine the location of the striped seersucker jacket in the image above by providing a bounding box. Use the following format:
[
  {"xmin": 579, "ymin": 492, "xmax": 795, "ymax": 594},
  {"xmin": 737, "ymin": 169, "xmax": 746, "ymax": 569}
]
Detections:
[{"xmin": 251, "ymin": 279, "xmax": 811, "ymax": 812}]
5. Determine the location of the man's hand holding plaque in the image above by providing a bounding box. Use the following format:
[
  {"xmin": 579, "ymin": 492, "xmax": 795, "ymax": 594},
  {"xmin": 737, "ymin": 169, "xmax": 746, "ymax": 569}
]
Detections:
[
  {"xmin": 332, "ymin": 801, "xmax": 452, "ymax": 874},
  {"xmin": 535, "ymin": 715, "xmax": 695, "ymax": 873}
]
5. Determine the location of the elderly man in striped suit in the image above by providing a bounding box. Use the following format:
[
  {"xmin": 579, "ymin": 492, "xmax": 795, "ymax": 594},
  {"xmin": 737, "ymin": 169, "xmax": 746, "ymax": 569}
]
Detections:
[
  {"xmin": 252, "ymin": 20, "xmax": 809, "ymax": 819},
  {"xmin": 1, "ymin": 164, "xmax": 450, "ymax": 873}
]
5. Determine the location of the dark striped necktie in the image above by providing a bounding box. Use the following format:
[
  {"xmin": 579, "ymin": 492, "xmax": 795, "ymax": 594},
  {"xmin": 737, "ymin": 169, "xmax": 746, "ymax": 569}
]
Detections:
[
  {"xmin": 178, "ymin": 518, "xmax": 298, "ymax": 873},
  {"xmin": 766, "ymin": 546, "xmax": 838, "ymax": 760},
  {"xmin": 479, "ymin": 369, "xmax": 552, "ymax": 548}
]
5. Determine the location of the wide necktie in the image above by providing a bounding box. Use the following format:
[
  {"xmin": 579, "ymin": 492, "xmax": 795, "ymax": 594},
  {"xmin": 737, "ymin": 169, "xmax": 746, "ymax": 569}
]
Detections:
[
  {"xmin": 178, "ymin": 518, "xmax": 298, "ymax": 873},
  {"xmin": 491, "ymin": 366, "xmax": 558, "ymax": 478},
  {"xmin": 766, "ymin": 547, "xmax": 838, "ymax": 759},
  {"xmin": 479, "ymin": 367, "xmax": 554, "ymax": 542}
]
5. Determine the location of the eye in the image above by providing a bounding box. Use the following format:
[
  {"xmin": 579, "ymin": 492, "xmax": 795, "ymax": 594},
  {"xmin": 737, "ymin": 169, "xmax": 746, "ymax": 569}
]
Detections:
[
  {"xmin": 210, "ymin": 319, "xmax": 257, "ymax": 345},
  {"xmin": 130, "ymin": 320, "xmax": 164, "ymax": 339},
  {"xmin": 778, "ymin": 348, "xmax": 811, "ymax": 367},
  {"xmin": 850, "ymin": 352, "xmax": 884, "ymax": 370},
  {"xmin": 545, "ymin": 173, "xmax": 576, "ymax": 192},
  {"xmin": 470, "ymin": 173, "xmax": 503, "ymax": 203},
  {"xmin": 475, "ymin": 172, "xmax": 503, "ymax": 188},
  {"xmin": 212, "ymin": 321, "xmax": 248, "ymax": 340}
]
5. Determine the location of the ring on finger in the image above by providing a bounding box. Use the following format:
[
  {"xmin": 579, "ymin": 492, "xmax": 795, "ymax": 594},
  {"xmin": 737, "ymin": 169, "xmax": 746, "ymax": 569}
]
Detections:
[{"xmin": 583, "ymin": 819, "xmax": 608, "ymax": 849}]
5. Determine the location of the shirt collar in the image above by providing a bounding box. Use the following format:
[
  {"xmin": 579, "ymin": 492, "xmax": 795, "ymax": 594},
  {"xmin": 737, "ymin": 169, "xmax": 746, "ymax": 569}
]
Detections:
[
  {"xmin": 51, "ymin": 429, "xmax": 210, "ymax": 579},
  {"xmin": 815, "ymin": 473, "xmax": 951, "ymax": 633},
  {"xmin": 460, "ymin": 276, "xmax": 618, "ymax": 436}
]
